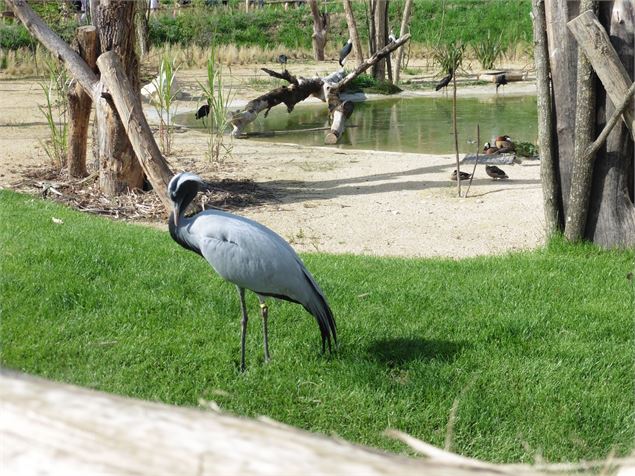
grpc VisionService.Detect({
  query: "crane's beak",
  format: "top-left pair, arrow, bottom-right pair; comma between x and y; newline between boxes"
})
173,205 -> 180,227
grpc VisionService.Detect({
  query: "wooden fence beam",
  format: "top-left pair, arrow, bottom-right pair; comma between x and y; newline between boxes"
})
567,9 -> 635,139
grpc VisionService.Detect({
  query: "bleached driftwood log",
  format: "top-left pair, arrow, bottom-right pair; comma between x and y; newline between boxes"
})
324,34 -> 411,143
325,100 -> 354,144
3,371 -> 633,475
228,34 -> 411,142
228,70 -> 339,136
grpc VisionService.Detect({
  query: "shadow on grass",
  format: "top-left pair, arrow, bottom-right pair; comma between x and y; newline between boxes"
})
367,338 -> 464,367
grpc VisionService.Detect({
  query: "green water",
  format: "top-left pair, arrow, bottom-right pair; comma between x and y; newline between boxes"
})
176,95 -> 538,155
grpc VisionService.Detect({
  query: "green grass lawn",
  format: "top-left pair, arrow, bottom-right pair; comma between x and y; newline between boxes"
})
1,190 -> 633,463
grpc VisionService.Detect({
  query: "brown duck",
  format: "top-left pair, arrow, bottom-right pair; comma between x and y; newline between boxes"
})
495,135 -> 515,152
450,169 -> 472,181
485,165 -> 509,180
483,142 -> 499,154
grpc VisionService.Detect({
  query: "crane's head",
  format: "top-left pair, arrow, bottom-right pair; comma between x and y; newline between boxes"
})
168,172 -> 206,226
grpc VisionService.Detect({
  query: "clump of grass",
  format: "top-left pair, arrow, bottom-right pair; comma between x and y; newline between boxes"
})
198,46 -> 235,167
346,73 -> 401,95
150,54 -> 180,155
38,57 -> 70,168
472,31 -> 504,70
432,41 -> 466,76
515,141 -> 538,157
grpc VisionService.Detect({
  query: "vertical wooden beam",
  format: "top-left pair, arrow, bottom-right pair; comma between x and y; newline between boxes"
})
532,0 -> 562,236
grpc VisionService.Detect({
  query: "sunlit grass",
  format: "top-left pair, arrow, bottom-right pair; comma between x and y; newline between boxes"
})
1,190 -> 633,463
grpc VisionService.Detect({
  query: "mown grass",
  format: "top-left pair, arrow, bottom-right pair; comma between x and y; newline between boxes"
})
1,190 -> 634,463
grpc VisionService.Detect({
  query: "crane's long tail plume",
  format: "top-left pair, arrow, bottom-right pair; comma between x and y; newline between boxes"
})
301,270 -> 337,353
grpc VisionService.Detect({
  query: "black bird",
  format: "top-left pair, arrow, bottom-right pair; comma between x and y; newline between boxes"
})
339,39 -> 353,67
277,54 -> 288,69
195,101 -> 210,120
167,173 -> 337,371
495,74 -> 508,93
435,68 -> 454,92
485,165 -> 509,180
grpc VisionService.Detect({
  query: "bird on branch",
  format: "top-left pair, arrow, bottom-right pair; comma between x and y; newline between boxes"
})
167,172 -> 337,372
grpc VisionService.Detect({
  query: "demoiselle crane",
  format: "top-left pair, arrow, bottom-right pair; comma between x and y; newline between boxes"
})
167,172 -> 337,371
339,39 -> 353,67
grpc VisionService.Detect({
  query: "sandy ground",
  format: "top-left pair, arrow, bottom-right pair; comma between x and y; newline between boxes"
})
0,64 -> 544,258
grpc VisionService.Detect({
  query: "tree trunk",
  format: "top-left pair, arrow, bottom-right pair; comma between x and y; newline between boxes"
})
564,0 -> 597,241
394,0 -> 413,84
67,26 -> 98,178
586,0 -> 635,246
532,0 -> 561,236
308,0 -> 327,61
94,0 -> 144,194
343,0 -> 364,66
373,0 -> 387,81
544,1 -> 579,216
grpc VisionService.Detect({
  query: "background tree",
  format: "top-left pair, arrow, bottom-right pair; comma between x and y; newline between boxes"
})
308,0 -> 328,61
342,0 -> 364,66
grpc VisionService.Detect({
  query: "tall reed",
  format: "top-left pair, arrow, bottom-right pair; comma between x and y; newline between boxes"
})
150,54 -> 179,155
198,46 -> 235,167
38,58 -> 70,168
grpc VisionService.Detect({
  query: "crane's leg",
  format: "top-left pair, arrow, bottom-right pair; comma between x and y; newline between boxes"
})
257,295 -> 270,362
237,286 -> 248,372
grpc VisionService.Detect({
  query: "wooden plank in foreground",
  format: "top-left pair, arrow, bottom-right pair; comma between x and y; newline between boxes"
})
2,370 -> 529,476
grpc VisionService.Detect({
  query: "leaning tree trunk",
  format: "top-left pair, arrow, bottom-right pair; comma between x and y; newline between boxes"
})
343,0 -> 364,66
308,0 -> 328,61
94,0 -> 144,195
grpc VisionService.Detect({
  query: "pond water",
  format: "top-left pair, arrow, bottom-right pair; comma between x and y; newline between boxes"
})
176,95 -> 538,155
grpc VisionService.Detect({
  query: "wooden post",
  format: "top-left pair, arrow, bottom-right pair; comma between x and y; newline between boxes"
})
97,52 -> 174,211
532,0 -> 562,236
67,26 -> 98,178
452,73 -> 460,197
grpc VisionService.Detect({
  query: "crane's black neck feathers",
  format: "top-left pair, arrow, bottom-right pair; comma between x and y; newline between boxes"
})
168,212 -> 202,256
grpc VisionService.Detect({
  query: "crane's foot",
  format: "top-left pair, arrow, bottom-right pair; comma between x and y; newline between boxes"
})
260,302 -> 271,362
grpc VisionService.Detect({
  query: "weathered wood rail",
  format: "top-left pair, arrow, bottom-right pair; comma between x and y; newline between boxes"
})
2,371 -> 633,476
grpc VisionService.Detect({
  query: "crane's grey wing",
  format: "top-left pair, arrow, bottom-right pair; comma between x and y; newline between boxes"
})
187,210 -> 336,349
